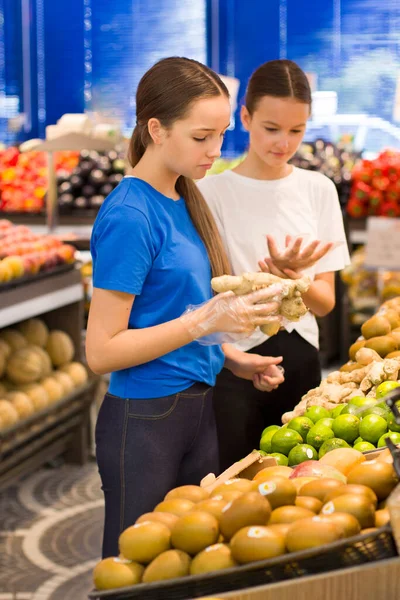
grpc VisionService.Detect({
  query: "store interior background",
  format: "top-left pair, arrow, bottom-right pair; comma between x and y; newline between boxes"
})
1,1 -> 400,599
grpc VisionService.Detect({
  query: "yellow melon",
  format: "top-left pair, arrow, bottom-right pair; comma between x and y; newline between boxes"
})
6,391 -> 35,418
6,347 -> 43,384
30,345 -> 52,377
60,362 -> 88,386
52,371 -> 75,395
0,339 -> 11,359
21,384 -> 50,411
18,318 -> 49,348
40,377 -> 64,403
0,352 -> 5,378
46,330 -> 75,367
0,399 -> 19,428
0,329 -> 27,352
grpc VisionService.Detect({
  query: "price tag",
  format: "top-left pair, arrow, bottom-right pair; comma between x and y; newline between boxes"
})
365,217 -> 400,270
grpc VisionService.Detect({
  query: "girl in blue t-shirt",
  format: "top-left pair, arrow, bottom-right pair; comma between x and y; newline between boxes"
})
87,57 -> 284,558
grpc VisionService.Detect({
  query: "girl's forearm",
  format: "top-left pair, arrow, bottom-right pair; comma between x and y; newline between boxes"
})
302,279 -> 335,317
86,318 -> 194,375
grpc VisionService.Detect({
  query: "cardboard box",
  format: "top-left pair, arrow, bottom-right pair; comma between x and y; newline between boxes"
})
196,556 -> 400,600
200,451 -> 277,492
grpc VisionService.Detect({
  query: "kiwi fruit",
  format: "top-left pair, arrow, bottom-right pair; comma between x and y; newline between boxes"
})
286,517 -> 344,552
269,505 -> 315,525
349,339 -> 366,361
171,511 -> 219,555
321,494 -> 375,529
230,526 -> 286,563
219,492 -> 272,541
210,489 -> 244,503
364,335 -> 398,357
190,497 -> 228,522
154,498 -> 195,516
295,496 -> 323,513
119,521 -> 171,564
318,512 -> 361,537
93,557 -> 144,590
142,549 -> 191,583
256,476 -> 297,509
211,479 -> 253,496
347,461 -> 398,501
164,485 -> 209,504
136,512 -> 179,530
324,483 -> 378,508
190,543 -> 237,575
361,315 -> 391,340
375,508 -> 390,528
298,478 -> 344,503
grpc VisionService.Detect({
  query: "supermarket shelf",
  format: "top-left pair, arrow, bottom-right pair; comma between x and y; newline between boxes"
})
0,267 -> 83,328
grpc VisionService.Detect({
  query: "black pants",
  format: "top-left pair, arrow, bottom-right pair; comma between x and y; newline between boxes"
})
95,383 -> 218,558
213,330 -> 321,473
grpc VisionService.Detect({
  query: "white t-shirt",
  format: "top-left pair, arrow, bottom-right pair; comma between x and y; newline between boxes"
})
197,166 -> 351,351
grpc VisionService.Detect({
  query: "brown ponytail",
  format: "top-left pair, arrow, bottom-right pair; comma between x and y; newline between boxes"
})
127,57 -> 231,277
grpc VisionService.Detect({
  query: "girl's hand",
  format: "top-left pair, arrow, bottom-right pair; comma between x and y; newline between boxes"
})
261,235 -> 333,275
226,349 -> 283,382
253,364 -> 285,392
181,284 -> 282,341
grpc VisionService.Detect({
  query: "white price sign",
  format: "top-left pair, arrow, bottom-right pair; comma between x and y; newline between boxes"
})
365,217 -> 400,270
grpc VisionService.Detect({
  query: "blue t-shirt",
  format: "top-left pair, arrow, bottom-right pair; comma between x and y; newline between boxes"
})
91,176 -> 225,398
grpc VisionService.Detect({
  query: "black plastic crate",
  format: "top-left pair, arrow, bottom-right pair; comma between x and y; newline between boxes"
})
88,526 -> 397,600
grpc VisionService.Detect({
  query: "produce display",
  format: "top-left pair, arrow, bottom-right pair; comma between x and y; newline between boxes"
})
211,272 -> 311,336
347,150 -> 400,218
57,149 -> 125,213
0,318 -> 88,431
92,447 -> 397,591
0,147 -> 79,213
0,220 -> 76,284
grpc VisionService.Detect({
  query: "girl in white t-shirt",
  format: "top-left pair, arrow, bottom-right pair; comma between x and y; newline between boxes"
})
198,59 -> 350,471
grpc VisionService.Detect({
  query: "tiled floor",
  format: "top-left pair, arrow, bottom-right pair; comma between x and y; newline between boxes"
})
0,461 -> 104,600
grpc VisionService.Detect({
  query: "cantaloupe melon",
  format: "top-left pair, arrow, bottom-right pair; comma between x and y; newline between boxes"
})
18,318 -> 49,348
6,347 -> 43,384
52,371 -> 75,395
0,352 -> 5,378
21,384 -> 50,411
40,377 -> 64,403
6,391 -> 35,418
0,399 -> 19,428
0,381 -> 7,396
30,345 -> 52,377
0,339 -> 11,359
60,362 -> 88,386
46,330 -> 75,367
0,329 -> 27,352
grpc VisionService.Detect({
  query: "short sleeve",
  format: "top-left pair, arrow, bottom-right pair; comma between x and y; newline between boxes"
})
315,178 -> 351,274
91,204 -> 155,295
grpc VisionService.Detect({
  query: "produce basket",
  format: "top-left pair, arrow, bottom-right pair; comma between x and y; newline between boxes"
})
88,526 -> 397,600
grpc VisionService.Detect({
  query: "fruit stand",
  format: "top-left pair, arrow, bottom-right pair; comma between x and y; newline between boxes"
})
0,246 -> 98,489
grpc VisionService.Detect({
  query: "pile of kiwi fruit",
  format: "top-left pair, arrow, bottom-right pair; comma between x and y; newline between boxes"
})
93,459 -> 398,591
347,299 -> 400,367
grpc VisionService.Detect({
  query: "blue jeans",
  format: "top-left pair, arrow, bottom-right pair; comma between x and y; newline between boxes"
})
95,382 -> 218,558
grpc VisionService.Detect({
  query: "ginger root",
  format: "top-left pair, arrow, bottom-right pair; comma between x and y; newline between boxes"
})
211,272 -> 311,336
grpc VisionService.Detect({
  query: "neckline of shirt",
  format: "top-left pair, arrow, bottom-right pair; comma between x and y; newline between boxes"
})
124,175 -> 184,205
222,166 -> 299,188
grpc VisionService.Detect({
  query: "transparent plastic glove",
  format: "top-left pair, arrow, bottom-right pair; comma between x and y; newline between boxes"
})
180,284 -> 283,345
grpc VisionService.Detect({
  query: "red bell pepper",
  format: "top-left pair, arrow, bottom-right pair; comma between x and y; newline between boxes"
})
378,201 -> 400,218
347,198 -> 368,218
352,181 -> 371,201
369,189 -> 384,208
372,176 -> 390,191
